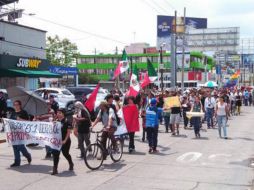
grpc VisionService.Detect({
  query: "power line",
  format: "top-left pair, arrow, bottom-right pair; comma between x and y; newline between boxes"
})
149,0 -> 169,15
22,13 -> 128,45
163,0 -> 176,10
140,0 -> 161,14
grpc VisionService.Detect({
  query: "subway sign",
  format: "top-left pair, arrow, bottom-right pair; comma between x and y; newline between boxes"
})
17,58 -> 42,69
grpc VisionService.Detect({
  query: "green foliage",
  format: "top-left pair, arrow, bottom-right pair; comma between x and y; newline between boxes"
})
46,35 -> 78,66
78,73 -> 100,84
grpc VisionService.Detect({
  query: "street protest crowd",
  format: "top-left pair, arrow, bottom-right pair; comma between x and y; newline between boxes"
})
0,86 -> 253,175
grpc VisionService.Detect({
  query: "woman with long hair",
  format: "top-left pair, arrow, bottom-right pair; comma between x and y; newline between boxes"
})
51,108 -> 74,175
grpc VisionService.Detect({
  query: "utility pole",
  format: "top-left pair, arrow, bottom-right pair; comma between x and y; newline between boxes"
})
94,48 -> 97,74
160,45 -> 164,93
171,10 -> 177,90
181,7 -> 186,92
115,46 -> 120,90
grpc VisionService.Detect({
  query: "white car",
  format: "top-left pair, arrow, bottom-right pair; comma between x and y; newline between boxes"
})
34,88 -> 76,108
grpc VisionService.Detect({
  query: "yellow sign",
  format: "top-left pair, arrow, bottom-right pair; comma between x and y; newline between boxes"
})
17,58 -> 41,69
164,96 -> 181,109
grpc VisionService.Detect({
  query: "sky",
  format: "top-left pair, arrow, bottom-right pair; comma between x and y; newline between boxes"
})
8,0 -> 254,54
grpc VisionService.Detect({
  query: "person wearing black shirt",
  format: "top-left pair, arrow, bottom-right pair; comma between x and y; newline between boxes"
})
169,92 -> 182,136
0,91 -> 7,118
49,95 -> 59,114
51,108 -> 74,175
10,100 -> 32,167
73,102 -> 91,158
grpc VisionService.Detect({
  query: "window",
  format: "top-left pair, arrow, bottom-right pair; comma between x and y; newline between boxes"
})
62,90 -> 72,95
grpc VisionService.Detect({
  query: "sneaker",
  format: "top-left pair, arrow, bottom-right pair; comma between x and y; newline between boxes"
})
45,153 -> 51,159
10,163 -> 20,167
148,148 -> 153,153
69,163 -> 74,171
153,148 -> 159,153
27,157 -> 32,164
77,154 -> 84,158
224,137 -> 228,139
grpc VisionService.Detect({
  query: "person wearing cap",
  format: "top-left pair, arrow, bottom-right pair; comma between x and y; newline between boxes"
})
146,98 -> 159,153
51,108 -> 74,175
49,95 -> 59,114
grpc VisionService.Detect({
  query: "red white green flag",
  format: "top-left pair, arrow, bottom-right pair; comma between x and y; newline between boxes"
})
141,59 -> 157,88
114,49 -> 129,79
126,65 -> 140,97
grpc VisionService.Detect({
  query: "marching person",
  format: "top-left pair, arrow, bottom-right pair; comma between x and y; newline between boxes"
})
215,96 -> 229,139
9,100 -> 32,167
170,92 -> 182,136
51,108 -> 74,175
163,90 -> 171,133
0,91 -> 7,132
190,96 -> 203,138
146,98 -> 159,153
204,93 -> 216,129
181,95 -> 191,130
49,95 -> 59,114
73,101 -> 91,158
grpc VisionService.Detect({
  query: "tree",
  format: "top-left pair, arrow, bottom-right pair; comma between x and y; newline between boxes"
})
46,35 -> 78,66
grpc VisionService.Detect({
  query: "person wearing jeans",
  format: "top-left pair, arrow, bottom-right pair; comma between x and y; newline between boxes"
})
215,96 -> 229,139
205,94 -> 216,129
146,98 -> 159,153
190,96 -> 203,138
9,100 -> 32,167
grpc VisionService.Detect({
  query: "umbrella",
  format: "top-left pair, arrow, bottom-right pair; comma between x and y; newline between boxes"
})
7,86 -> 48,116
204,81 -> 218,88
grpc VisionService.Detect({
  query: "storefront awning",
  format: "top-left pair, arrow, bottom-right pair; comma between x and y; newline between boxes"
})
0,69 -> 62,78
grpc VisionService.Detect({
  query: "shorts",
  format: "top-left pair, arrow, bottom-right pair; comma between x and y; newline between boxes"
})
170,114 -> 181,125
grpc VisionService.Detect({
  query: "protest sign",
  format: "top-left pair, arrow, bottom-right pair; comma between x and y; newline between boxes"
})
3,118 -> 62,150
164,96 -> 181,108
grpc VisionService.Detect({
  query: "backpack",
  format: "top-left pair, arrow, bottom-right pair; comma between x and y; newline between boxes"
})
101,104 -> 121,126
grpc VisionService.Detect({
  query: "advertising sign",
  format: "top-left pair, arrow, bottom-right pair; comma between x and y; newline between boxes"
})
242,54 -> 254,67
157,15 -> 207,50
49,66 -> 78,75
176,52 -> 191,69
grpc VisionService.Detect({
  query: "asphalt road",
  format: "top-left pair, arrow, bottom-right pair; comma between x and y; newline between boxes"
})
1,106 -> 254,190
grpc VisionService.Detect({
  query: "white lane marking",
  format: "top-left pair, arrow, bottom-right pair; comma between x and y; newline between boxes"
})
176,152 -> 202,163
208,154 -> 232,160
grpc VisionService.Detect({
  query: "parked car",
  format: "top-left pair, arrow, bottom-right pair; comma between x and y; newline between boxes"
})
67,87 -> 93,102
34,88 -> 76,109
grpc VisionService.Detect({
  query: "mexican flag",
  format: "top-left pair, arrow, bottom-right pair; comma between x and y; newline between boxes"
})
141,59 -> 157,88
126,65 -> 140,97
114,49 -> 129,79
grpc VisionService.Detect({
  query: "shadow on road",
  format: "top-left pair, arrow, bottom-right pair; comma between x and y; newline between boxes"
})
86,161 -> 127,173
191,137 -> 209,140
57,170 -> 77,177
123,151 -> 146,156
8,164 -> 52,174
233,137 -> 254,141
171,134 -> 188,138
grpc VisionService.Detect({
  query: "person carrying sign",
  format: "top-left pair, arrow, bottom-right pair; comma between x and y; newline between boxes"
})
9,100 -> 32,167
51,108 -> 74,175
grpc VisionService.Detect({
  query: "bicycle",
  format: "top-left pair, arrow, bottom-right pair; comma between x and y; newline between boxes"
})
84,129 -> 123,170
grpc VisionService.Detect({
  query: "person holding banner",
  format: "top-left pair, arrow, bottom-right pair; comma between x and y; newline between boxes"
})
146,98 -> 159,153
9,100 -> 32,167
51,108 -> 74,175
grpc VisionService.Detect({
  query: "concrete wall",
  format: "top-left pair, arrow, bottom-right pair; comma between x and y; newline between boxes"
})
0,21 -> 46,59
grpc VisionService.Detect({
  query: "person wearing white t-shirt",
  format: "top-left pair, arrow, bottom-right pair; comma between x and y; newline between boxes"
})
215,96 -> 229,139
205,93 -> 216,128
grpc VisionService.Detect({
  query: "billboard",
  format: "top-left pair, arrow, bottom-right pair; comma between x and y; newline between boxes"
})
157,15 -> 207,50
242,54 -> 254,67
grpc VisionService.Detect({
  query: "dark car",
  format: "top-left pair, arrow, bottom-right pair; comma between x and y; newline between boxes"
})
67,87 -> 93,101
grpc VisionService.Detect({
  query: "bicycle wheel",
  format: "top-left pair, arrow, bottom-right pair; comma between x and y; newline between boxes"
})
109,138 -> 123,162
84,143 -> 104,170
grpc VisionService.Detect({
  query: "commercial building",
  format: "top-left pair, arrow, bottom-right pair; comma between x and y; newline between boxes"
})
77,50 -> 215,88
0,20 -> 60,90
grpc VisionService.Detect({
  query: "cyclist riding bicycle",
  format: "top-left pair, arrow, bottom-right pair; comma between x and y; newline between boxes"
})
91,101 -> 117,160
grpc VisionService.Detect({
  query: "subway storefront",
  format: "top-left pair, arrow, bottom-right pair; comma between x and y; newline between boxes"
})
0,54 -> 60,90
